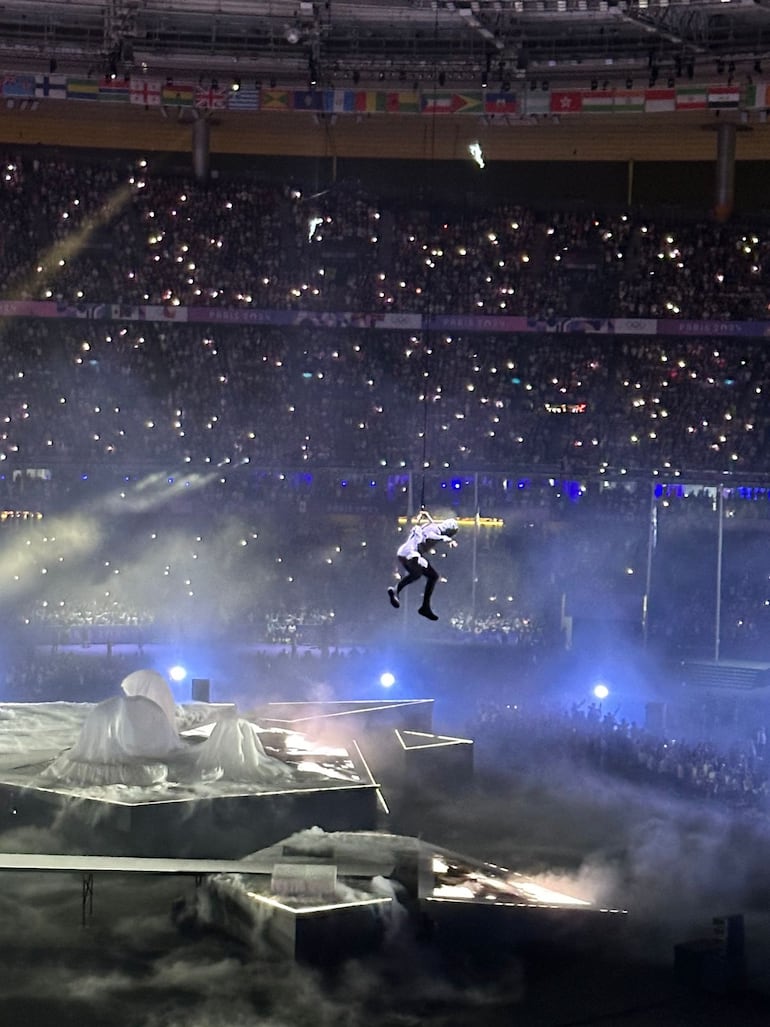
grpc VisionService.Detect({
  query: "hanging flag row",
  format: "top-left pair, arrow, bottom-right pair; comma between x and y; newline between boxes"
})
1,71 -> 768,116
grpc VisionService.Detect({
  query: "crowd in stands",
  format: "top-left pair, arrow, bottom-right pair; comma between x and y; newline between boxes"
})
472,697 -> 770,810
0,152 -> 769,478
1,151 -> 770,663
3,154 -> 769,320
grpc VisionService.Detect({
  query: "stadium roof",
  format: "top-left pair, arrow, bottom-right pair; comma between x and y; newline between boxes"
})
3,1 -> 770,92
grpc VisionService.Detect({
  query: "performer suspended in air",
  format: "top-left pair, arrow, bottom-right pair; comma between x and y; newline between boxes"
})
388,512 -> 459,621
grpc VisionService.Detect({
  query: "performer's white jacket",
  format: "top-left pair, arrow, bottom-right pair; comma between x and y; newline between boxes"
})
397,521 -> 455,560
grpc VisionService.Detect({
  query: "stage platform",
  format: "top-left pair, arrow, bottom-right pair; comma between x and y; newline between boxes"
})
0,700 -> 382,859
180,828 -> 627,966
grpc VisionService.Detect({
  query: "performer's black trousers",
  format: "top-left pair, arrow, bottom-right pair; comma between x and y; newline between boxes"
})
397,556 -> 438,606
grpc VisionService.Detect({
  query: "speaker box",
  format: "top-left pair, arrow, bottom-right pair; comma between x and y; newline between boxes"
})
191,678 -> 210,702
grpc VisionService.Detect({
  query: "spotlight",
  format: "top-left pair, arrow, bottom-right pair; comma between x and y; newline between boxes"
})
380,672 -> 396,688
169,665 -> 187,683
231,77 -> 241,92
593,683 -> 609,701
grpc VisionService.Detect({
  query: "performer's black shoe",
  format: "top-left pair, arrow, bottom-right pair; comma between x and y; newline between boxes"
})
418,605 -> 438,621
388,587 -> 400,609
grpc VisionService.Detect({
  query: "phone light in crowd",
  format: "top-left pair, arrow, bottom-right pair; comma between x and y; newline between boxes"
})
468,141 -> 485,169
169,665 -> 187,683
593,683 -> 609,701
380,672 -> 396,688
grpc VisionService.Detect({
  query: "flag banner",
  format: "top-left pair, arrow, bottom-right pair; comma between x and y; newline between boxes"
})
293,89 -> 326,111
550,91 -> 583,114
34,74 -> 67,99
328,89 -> 419,114
675,86 -> 707,110
524,90 -> 551,116
1,74 -> 35,98
66,78 -> 99,101
746,81 -> 770,108
260,89 -> 291,111
130,77 -> 162,106
196,85 -> 228,109
353,90 -> 381,113
421,91 -> 484,114
644,88 -> 676,113
484,91 -> 518,114
225,85 -> 259,110
161,82 -> 195,106
707,86 -> 741,109
329,89 -> 358,113
581,90 -> 614,113
386,90 -> 420,113
613,90 -> 645,112
97,77 -> 130,102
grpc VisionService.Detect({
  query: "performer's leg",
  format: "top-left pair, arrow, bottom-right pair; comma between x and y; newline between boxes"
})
389,556 -> 421,608
396,557 -> 422,594
418,563 -> 440,620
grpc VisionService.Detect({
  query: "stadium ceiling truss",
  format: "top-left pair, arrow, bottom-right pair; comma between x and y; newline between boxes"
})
1,1 -> 770,91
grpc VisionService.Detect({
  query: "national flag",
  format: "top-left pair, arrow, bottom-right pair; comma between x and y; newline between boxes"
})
484,91 -> 518,115
707,86 -> 741,109
1,74 -> 35,98
130,77 -> 162,106
351,90 -> 420,113
260,89 -> 291,111
66,78 -> 99,101
421,91 -> 484,115
524,90 -> 550,116
382,90 -> 420,113
292,89 -> 325,111
98,77 -> 130,102
644,88 -> 676,113
675,86 -> 707,110
613,90 -> 645,113
34,74 -> 67,99
746,81 -> 770,108
581,90 -> 615,113
550,90 -> 583,114
196,85 -> 228,109
161,82 -> 195,107
225,85 -> 259,110
353,90 -> 380,113
329,89 -> 357,113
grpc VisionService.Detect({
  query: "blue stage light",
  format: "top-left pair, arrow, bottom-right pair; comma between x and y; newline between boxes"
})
380,672 -> 396,688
